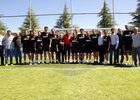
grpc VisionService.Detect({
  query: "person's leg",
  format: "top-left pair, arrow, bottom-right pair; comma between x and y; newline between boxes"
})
27,53 -> 31,64
79,52 -> 81,63
19,48 -> 22,64
86,53 -> 88,62
120,48 -> 124,64
89,53 -> 91,63
137,47 -> 140,66
5,49 -> 8,65
15,48 -> 18,64
58,52 -> 60,63
40,53 -> 42,63
51,52 -> 54,63
31,53 -> 34,63
24,53 -> 26,64
44,51 -> 47,63
10,49 -> 13,65
72,53 -> 74,62
110,45 -> 113,64
62,51 -> 64,63
82,53 -> 84,63
125,50 -> 129,65
48,51 -> 51,63
0,48 -> 4,65
116,48 -> 119,63
132,47 -> 137,66
114,47 -> 117,64
36,53 -> 39,64
68,45 -> 70,62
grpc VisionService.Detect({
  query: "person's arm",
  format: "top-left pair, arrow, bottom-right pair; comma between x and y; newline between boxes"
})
2,36 -> 6,48
115,35 -> 119,50
34,38 -> 37,51
108,37 -> 111,52
13,38 -> 15,48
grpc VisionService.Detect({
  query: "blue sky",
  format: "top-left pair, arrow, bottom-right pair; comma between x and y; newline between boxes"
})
0,0 -> 137,32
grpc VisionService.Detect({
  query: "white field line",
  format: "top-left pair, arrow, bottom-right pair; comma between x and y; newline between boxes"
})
0,67 -> 139,71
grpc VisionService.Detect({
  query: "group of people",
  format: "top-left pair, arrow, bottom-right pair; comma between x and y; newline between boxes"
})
0,25 -> 140,67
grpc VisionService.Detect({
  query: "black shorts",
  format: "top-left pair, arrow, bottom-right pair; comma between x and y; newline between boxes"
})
30,48 -> 35,53
51,45 -> 56,52
36,49 -> 43,54
72,48 -> 78,53
23,47 -> 30,53
43,45 -> 49,51
85,47 -> 92,53
78,46 -> 85,53
64,44 -> 70,55
92,45 -> 99,52
104,45 -> 109,54
125,44 -> 132,51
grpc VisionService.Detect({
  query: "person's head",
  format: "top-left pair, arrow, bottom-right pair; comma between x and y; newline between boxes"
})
66,30 -> 70,35
51,29 -> 55,34
24,30 -> 28,35
125,24 -> 129,31
30,30 -> 33,35
98,30 -> 102,36
74,28 -> 78,33
92,29 -> 96,34
111,28 -> 115,34
60,34 -> 63,39
73,33 -> 77,38
80,28 -> 84,34
16,32 -> 20,37
117,28 -> 122,34
7,30 -> 11,36
38,31 -> 41,36
104,30 -> 108,36
86,31 -> 90,37
44,26 -> 48,32
33,30 -> 36,35
133,27 -> 139,34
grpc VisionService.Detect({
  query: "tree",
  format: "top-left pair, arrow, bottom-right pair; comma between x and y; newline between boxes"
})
97,1 -> 116,28
129,0 -> 140,28
0,14 -> 7,35
19,8 -> 40,33
54,3 -> 71,28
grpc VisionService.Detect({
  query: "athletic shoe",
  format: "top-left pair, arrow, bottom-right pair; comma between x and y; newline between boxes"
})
68,60 -> 70,64
40,62 -> 43,64
29,62 -> 32,65
11,64 -> 13,66
86,60 -> 89,64
105,61 -> 109,65
126,61 -> 129,65
82,60 -> 84,64
5,64 -> 8,66
79,60 -> 81,64
132,61 -> 135,66
23,62 -> 26,65
44,61 -> 47,64
65,61 -> 67,64
49,61 -> 51,64
56,60 -> 59,64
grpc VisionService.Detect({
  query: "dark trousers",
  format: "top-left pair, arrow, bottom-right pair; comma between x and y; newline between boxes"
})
99,45 -> 104,63
116,47 -> 124,64
58,50 -> 64,63
110,45 -> 117,64
0,46 -> 4,65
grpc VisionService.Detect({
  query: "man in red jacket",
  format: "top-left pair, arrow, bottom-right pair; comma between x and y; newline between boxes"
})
63,30 -> 73,64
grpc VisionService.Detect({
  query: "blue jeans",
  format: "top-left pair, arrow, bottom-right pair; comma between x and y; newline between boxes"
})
5,49 -> 13,64
15,48 -> 22,64
132,47 -> 140,66
110,45 -> 117,64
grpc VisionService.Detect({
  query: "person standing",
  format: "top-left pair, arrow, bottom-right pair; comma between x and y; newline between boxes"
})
50,29 -> 59,63
98,30 -> 104,64
110,28 -> 119,65
85,31 -> 92,63
70,33 -> 78,63
21,30 -> 31,65
3,30 -> 14,66
103,30 -> 111,65
34,31 -> 43,64
123,25 -> 134,65
29,30 -> 36,64
57,34 -> 65,64
77,28 -> 86,64
41,26 -> 51,64
90,29 -> 99,64
116,28 -> 124,64
0,34 -> 4,65
13,32 -> 22,65
63,30 -> 73,64
132,27 -> 140,67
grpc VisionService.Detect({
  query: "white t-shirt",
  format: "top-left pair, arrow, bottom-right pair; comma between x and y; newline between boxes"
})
3,35 -> 14,49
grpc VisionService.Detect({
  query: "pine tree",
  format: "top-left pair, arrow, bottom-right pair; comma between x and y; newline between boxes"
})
0,14 -> 7,35
129,0 -> 140,28
19,8 -> 40,33
54,3 -> 71,28
97,1 -> 116,28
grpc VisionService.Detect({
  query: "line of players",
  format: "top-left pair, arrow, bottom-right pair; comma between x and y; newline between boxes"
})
20,25 -> 135,65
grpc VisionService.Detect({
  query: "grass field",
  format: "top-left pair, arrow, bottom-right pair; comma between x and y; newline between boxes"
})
0,56 -> 140,100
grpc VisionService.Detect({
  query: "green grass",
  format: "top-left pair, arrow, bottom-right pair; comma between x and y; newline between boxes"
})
0,56 -> 140,100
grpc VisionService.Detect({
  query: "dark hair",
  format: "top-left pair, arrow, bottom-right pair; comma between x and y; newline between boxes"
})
80,28 -> 84,31
44,26 -> 48,29
111,28 -> 115,31
7,30 -> 11,33
30,30 -> 33,32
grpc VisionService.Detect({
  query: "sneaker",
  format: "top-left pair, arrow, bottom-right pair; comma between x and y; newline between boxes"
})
82,60 -> 84,64
56,60 -> 59,64
23,62 -> 26,65
65,61 -> 67,64
52,61 -> 54,64
79,60 -> 81,64
68,60 -> 70,64
34,63 -> 37,65
126,61 -> 129,65
72,61 -> 74,63
11,64 -> 13,66
132,61 -> 135,66
37,62 -> 39,64
40,62 -> 43,64
29,62 -> 32,65
5,64 -> 8,66
105,61 -> 109,65
49,61 -> 51,64
86,60 -> 89,64
44,61 -> 47,64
